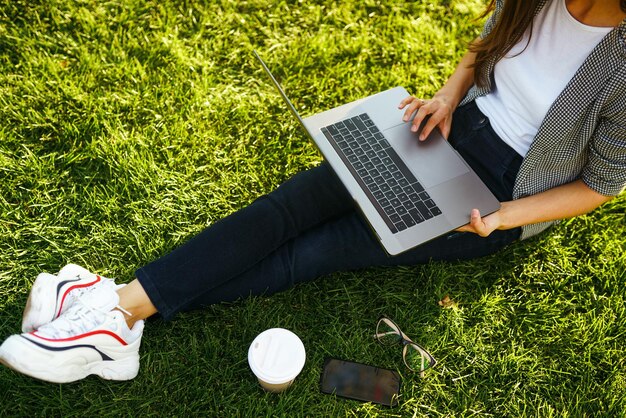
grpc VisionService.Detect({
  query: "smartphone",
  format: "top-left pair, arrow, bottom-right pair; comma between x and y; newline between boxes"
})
320,358 -> 401,407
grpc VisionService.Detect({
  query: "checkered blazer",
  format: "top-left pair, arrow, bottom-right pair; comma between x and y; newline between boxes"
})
460,0 -> 626,239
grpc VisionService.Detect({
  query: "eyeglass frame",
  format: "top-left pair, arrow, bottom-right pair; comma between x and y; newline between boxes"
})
374,316 -> 437,377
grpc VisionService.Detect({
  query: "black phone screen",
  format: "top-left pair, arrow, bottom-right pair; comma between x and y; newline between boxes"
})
320,358 -> 401,407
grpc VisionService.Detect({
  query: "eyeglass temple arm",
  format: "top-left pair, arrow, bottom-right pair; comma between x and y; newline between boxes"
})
374,326 -> 416,345
373,330 -> 398,339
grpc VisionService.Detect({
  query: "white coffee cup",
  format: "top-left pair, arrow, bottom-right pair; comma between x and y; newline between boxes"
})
248,328 -> 306,393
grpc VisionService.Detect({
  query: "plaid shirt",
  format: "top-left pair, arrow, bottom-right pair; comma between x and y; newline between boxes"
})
460,0 -> 626,239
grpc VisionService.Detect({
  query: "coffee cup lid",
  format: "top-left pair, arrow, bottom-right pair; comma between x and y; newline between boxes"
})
248,328 -> 306,384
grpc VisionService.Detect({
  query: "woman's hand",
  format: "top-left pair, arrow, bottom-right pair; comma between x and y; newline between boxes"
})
456,208 -> 502,237
398,94 -> 455,141
456,180 -> 613,237
396,47 -> 478,141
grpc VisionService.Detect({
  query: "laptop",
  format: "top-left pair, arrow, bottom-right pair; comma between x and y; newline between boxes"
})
254,51 -> 500,255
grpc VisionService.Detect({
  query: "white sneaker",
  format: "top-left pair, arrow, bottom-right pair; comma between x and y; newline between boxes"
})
22,264 -> 118,333
0,282 -> 144,383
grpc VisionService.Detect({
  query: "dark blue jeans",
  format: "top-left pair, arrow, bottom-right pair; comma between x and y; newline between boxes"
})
136,101 -> 523,320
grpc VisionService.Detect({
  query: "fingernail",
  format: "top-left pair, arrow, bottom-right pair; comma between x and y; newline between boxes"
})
411,126 -> 417,132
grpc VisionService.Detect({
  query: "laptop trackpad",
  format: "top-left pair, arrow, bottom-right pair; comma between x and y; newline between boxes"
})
384,123 -> 469,188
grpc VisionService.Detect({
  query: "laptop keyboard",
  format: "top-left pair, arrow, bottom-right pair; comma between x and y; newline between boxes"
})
321,113 -> 442,234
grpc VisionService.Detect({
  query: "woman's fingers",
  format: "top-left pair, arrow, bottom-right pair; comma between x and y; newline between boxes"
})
456,209 -> 484,234
398,96 -> 416,109
419,106 -> 448,140
399,96 -> 425,123
399,95 -> 454,141
402,97 -> 431,138
457,209 -> 502,237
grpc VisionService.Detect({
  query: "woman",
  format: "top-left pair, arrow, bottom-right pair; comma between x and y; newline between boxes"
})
1,0 -> 625,383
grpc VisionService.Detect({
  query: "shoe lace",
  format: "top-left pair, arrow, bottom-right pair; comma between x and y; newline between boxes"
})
67,276 -> 112,303
37,293 -> 131,340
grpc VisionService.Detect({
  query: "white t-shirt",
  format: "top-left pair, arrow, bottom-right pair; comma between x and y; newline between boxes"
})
475,0 -> 611,157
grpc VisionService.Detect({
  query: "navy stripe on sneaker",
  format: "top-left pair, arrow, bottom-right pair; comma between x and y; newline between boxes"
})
20,336 -> 114,361
54,278 -> 82,314
55,278 -> 82,297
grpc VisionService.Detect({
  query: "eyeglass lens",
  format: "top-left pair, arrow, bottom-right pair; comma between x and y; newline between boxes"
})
404,344 -> 432,372
375,318 -> 403,346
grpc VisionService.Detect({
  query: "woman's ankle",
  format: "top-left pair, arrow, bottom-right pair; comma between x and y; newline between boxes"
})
116,279 -> 158,328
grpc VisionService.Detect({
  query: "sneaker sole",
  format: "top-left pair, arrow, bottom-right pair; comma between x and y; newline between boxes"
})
0,336 -> 140,383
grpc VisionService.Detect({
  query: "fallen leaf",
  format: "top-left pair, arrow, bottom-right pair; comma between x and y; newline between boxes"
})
438,295 -> 457,309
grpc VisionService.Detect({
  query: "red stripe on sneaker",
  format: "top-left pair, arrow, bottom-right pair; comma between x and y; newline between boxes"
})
30,329 -> 128,346
55,275 -> 102,318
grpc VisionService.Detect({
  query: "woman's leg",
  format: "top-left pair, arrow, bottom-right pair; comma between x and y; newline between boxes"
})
118,214 -> 520,328
133,162 -> 355,320
176,212 -> 520,312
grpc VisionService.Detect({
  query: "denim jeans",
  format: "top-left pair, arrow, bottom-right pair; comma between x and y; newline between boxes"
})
136,101 -> 523,320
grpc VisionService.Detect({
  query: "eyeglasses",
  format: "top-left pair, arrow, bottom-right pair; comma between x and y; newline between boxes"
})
375,316 -> 437,377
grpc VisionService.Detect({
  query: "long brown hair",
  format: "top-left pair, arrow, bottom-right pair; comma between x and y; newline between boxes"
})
470,0 -> 544,88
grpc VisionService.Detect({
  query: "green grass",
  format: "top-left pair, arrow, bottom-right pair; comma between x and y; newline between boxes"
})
1,0 -> 625,416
